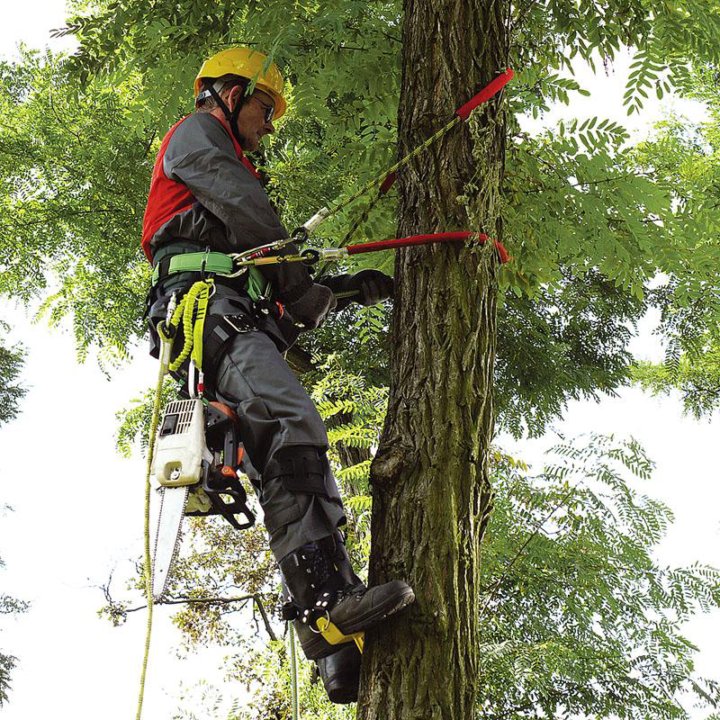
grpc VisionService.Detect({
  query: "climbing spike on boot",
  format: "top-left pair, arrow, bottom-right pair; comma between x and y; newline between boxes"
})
280,533 -> 415,660
314,616 -> 365,652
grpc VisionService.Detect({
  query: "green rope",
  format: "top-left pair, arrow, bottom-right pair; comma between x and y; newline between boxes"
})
340,191 -> 384,248
323,115 -> 461,229
167,280 -> 213,373
312,116 -> 462,279
289,622 -> 300,720
135,324 -> 173,720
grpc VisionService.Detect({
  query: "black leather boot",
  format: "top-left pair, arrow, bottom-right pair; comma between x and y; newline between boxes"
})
316,643 -> 362,704
283,579 -> 361,703
280,533 -> 414,660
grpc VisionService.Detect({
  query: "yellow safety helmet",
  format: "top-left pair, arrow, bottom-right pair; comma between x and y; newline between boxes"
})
195,47 -> 287,119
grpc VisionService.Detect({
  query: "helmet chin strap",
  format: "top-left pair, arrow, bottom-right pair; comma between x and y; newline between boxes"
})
206,81 -> 248,148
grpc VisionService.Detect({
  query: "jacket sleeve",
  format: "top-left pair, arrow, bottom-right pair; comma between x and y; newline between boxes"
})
163,113 -> 312,300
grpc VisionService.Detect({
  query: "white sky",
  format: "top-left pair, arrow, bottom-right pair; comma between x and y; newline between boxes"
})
0,2 -> 718,720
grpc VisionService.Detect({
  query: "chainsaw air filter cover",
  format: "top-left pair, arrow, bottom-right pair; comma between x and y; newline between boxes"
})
153,398 -> 209,487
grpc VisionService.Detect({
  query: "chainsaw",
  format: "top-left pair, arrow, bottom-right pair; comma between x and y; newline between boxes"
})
151,398 -> 255,601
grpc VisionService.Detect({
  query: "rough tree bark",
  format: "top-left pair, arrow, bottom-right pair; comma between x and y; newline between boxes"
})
357,1 -> 508,718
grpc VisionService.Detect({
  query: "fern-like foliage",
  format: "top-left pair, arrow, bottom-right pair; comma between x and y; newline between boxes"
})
478,434 -> 720,720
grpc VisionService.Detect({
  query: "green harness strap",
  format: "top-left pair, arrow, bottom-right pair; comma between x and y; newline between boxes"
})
152,251 -> 271,302
151,251 -> 232,284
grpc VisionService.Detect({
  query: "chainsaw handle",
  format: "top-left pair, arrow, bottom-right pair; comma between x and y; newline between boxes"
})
194,465 -> 256,530
209,482 -> 255,530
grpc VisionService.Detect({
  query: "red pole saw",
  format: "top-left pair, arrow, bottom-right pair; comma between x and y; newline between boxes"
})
237,68 -> 515,266
300,68 -> 516,237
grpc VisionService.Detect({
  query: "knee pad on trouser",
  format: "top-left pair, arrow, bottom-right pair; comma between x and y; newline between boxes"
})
260,446 -> 346,561
263,446 -> 330,495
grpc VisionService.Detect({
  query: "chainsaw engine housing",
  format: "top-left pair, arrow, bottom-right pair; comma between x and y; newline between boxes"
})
153,398 -> 209,487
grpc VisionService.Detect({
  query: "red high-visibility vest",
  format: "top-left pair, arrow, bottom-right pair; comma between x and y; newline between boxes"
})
141,115 -> 260,262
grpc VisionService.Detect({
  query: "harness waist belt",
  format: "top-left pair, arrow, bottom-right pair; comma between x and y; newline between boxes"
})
151,251 -> 271,301
151,251 -> 235,285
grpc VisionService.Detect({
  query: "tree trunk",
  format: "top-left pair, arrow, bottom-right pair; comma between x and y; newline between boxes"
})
357,1 -> 508,718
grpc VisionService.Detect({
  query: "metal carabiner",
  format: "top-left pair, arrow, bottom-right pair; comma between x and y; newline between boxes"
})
301,248 -> 321,266
308,609 -> 331,635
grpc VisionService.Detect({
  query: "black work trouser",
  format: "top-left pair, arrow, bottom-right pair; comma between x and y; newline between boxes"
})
211,328 -> 346,561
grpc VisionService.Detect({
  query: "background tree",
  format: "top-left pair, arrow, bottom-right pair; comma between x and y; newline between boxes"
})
478,436 -> 720,720
0,323 -> 27,707
0,322 -> 25,425
628,69 -> 720,419
0,514 -> 29,708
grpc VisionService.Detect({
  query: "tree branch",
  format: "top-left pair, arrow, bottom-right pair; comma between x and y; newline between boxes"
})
124,593 -> 278,641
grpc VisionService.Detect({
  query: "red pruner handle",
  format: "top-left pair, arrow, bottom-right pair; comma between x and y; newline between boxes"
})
379,171 -> 397,195
475,233 -> 511,264
493,240 -> 510,264
455,68 -> 515,121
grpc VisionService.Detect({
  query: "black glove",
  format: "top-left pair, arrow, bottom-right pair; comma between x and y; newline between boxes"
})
319,270 -> 394,310
284,282 -> 337,330
348,269 -> 394,306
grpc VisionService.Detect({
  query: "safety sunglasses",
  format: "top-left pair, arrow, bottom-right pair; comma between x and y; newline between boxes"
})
252,95 -> 275,124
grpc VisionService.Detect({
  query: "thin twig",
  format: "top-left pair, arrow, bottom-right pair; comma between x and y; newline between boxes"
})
123,593 -> 278,641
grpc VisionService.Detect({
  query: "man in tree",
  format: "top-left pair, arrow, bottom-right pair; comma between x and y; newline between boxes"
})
143,46 -> 414,700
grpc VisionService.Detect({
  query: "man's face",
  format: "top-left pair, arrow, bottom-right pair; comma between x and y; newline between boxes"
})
229,86 -> 276,152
